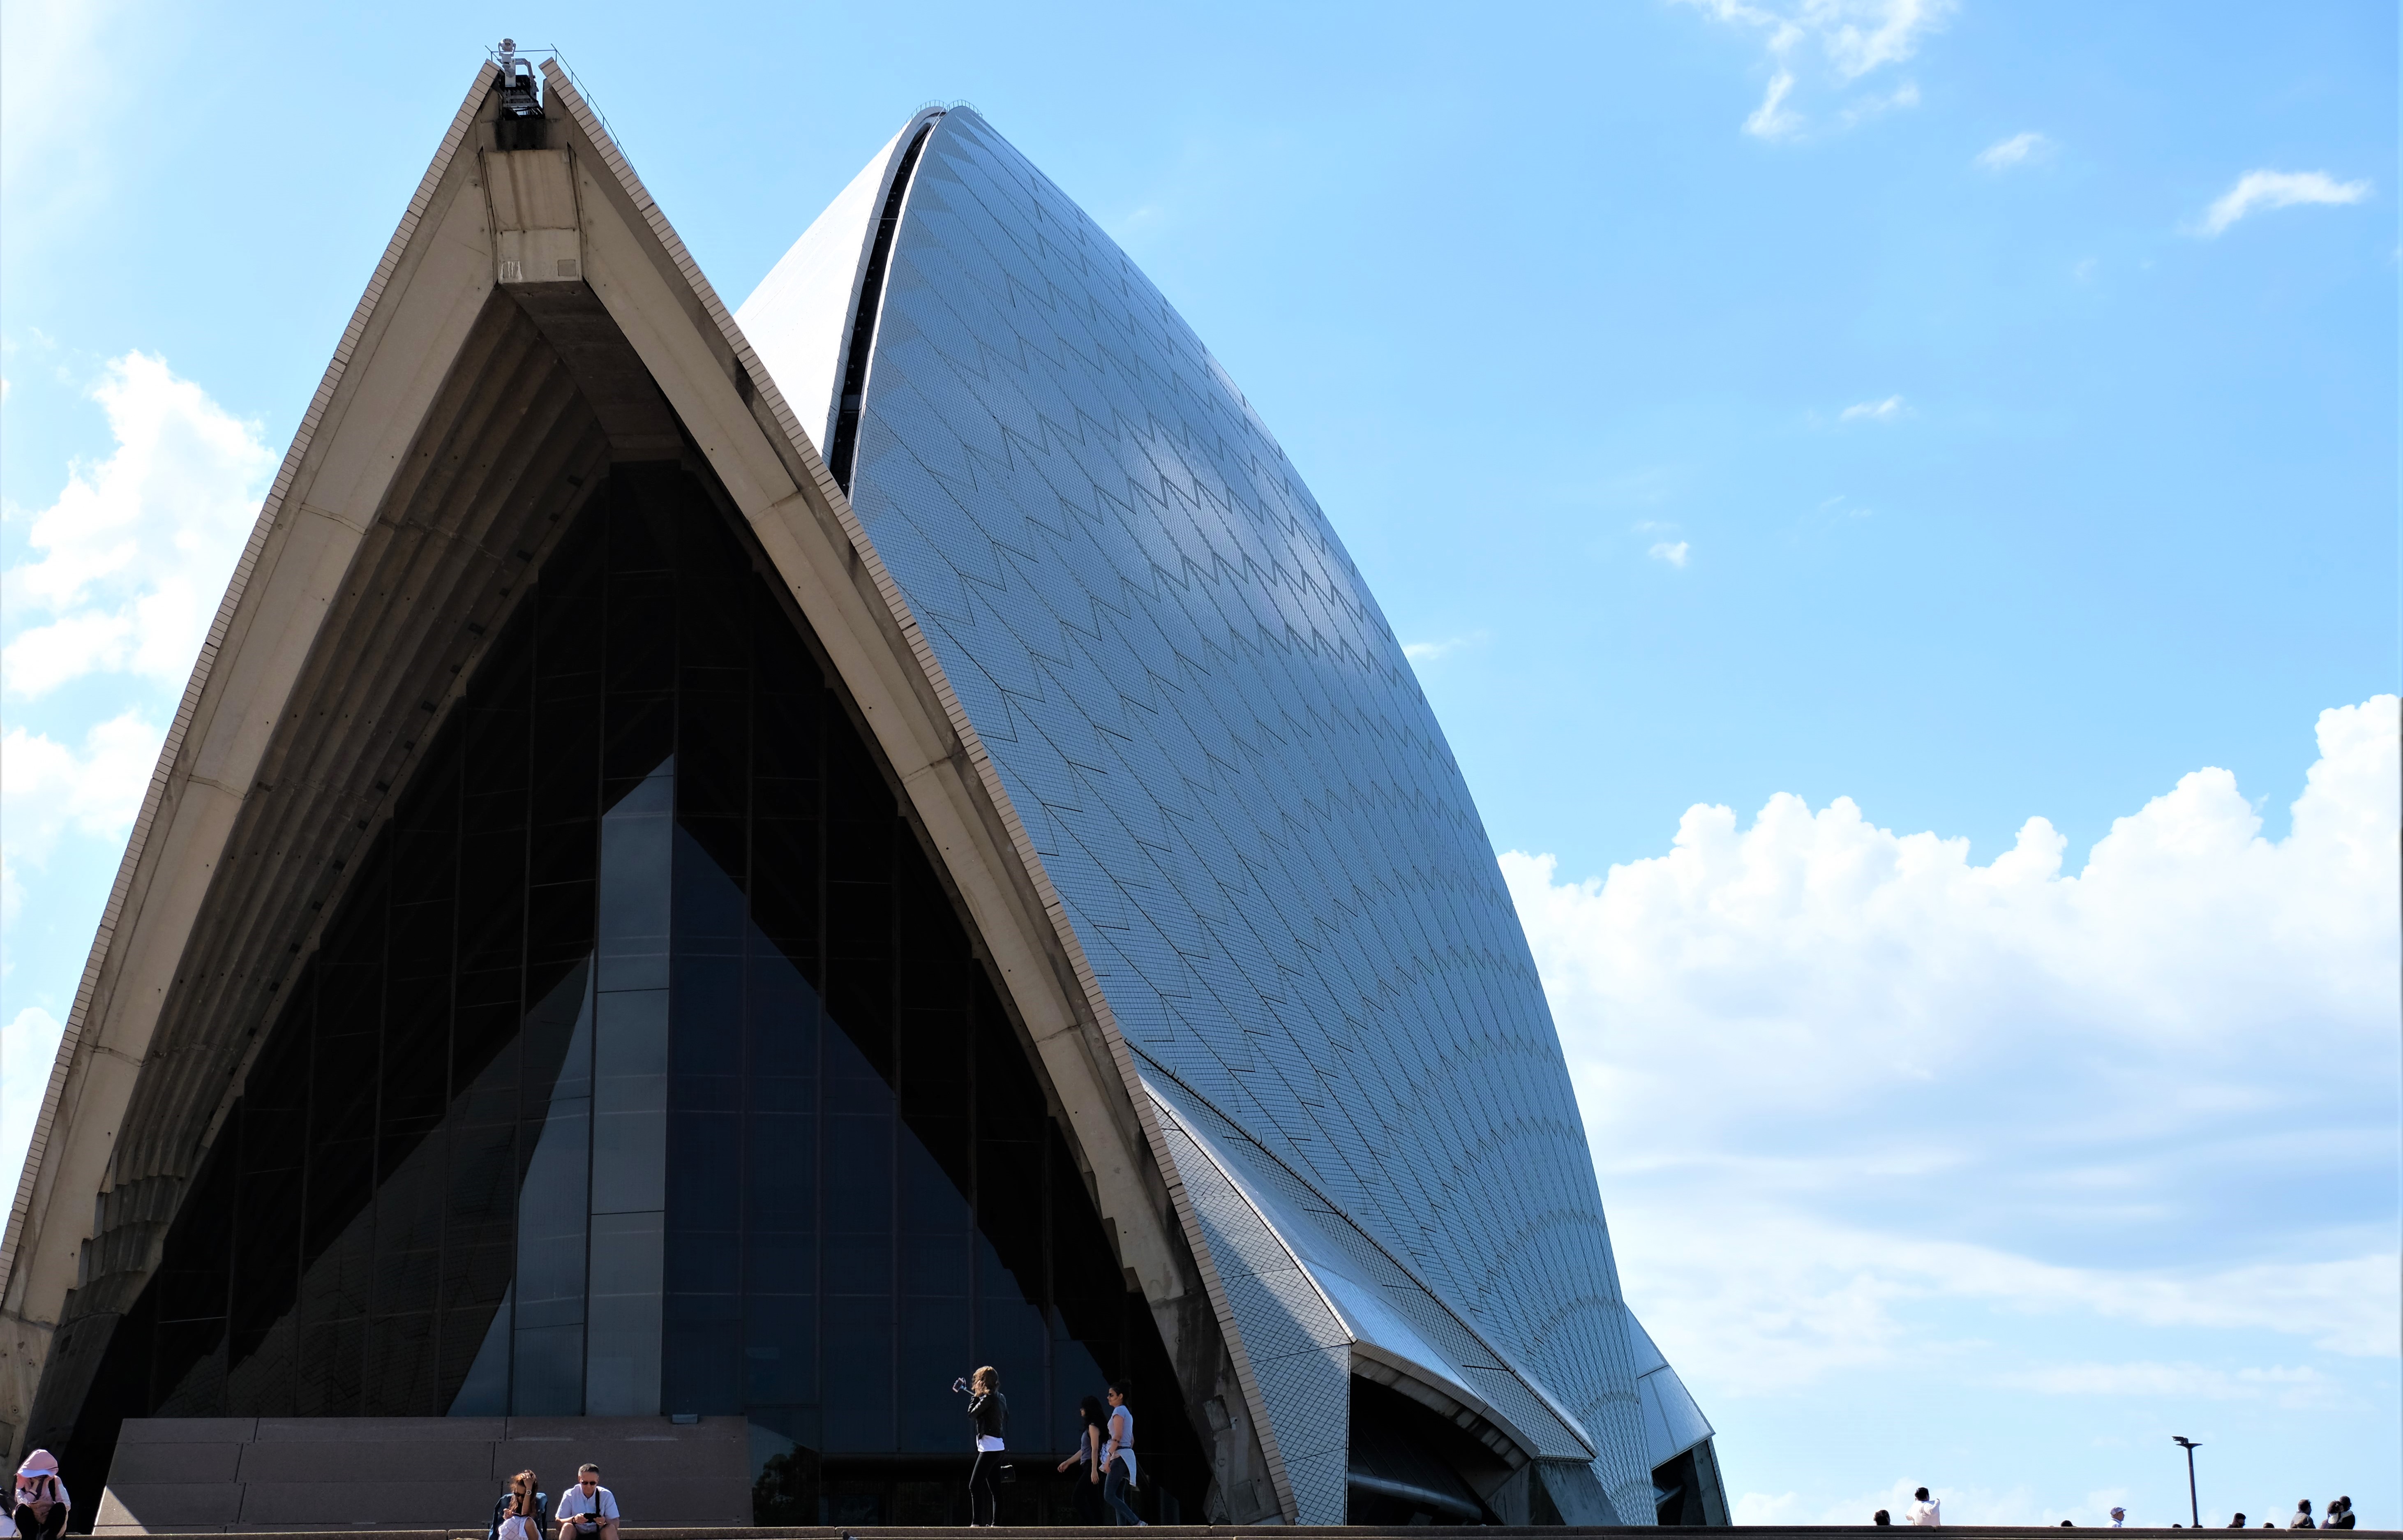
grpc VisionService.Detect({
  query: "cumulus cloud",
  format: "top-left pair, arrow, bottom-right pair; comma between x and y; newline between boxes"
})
0,710 -> 164,926
1840,394 -> 1906,421
1506,697 -> 2401,1396
2196,169 -> 2372,237
1680,0 -> 1950,139
1,352 -> 274,698
1976,130 -> 2050,170
1647,540 -> 1692,568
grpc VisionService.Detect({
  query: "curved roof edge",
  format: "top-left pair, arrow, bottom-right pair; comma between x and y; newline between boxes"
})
1141,1062 -> 1597,1464
736,108 -> 941,458
1625,1311 -> 1716,1468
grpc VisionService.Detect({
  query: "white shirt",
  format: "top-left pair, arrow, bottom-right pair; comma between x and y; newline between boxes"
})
1909,1498 -> 1941,1527
499,1516 -> 538,1540
556,1487 -> 619,1526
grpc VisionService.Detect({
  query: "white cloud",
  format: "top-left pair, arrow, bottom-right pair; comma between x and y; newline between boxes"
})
1,352 -> 274,698
1999,1360 -> 2332,1406
1506,697 -> 2402,1396
0,710 -> 164,926
2196,169 -> 2372,237
1647,540 -> 1692,568
1977,130 -> 2050,170
1680,0 -> 1950,139
1745,69 -> 1800,139
1840,394 -> 1905,421
1403,635 -> 1480,663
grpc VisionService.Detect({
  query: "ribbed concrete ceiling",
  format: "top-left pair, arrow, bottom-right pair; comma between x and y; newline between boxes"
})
72,289 -> 626,1326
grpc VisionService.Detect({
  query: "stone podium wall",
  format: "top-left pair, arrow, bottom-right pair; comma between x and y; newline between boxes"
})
94,1416 -> 751,1534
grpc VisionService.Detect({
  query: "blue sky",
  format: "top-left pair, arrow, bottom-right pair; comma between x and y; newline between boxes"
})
3,0 -> 2394,1526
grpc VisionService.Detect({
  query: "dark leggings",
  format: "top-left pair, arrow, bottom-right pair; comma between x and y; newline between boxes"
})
1103,1458 -> 1141,1526
967,1450 -> 1003,1525
20,1508 -> 68,1540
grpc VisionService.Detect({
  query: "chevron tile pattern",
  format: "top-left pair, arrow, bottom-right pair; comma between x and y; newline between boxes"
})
845,109 -> 1655,1521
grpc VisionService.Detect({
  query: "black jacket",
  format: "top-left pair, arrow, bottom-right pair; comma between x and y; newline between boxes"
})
969,1390 -> 1008,1441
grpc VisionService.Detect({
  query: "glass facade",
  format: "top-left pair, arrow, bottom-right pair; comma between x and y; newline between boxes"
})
67,459 -> 1199,1524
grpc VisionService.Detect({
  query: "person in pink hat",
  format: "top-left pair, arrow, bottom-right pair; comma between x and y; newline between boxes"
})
12,1451 -> 69,1540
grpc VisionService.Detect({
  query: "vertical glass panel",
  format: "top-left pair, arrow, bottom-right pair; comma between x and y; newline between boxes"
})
72,457 -> 1208,1514
586,1210 -> 663,1415
152,1318 -> 228,1418
672,950 -> 742,1089
593,988 -> 668,1213
449,1284 -> 513,1415
674,822 -> 747,952
745,1304 -> 816,1404
821,1294 -> 893,1452
897,1293 -> 970,1452
598,767 -> 672,990
668,1112 -> 741,1233
514,965 -> 591,1413
746,946 -> 817,1090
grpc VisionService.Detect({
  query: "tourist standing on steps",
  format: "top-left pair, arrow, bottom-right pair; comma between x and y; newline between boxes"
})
1102,1381 -> 1145,1527
962,1365 -> 1008,1526
11,1453 -> 69,1540
2230,1514 -> 2250,1527
2288,1500 -> 2316,1528
2325,1498 -> 2355,1529
1907,1487 -> 1942,1526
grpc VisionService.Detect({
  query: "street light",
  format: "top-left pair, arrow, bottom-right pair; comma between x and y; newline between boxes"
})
2172,1436 -> 2202,1527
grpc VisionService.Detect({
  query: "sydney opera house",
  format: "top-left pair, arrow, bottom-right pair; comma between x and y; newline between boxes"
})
0,55 -> 1724,1529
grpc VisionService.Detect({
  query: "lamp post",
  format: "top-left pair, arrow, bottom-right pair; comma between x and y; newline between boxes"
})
2172,1436 -> 2202,1527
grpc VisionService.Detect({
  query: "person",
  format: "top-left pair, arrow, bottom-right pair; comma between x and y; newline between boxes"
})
1908,1488 -> 1942,1527
1101,1381 -> 1145,1527
2231,1515 -> 2249,1528
493,1472 -> 544,1540
2112,1508 -> 2126,1527
1057,1395 -> 1108,1525
2325,1498 -> 2354,1530
11,1453 -> 68,1540
555,1464 -> 619,1540
1874,1512 -> 1893,1526
962,1365 -> 1007,1526
2290,1500 -> 2315,1530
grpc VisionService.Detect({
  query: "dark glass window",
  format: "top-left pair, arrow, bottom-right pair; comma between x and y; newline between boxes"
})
71,457 -> 1200,1524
